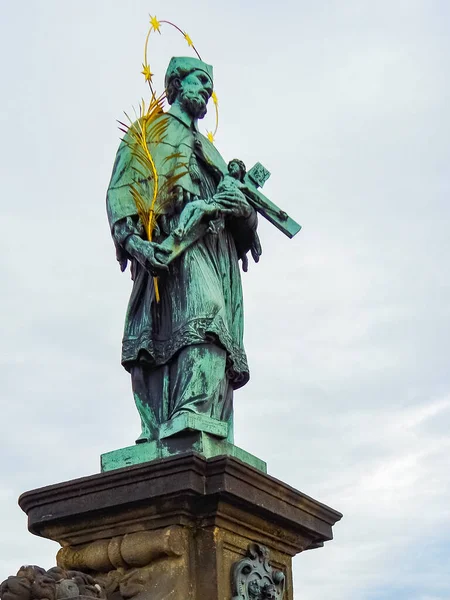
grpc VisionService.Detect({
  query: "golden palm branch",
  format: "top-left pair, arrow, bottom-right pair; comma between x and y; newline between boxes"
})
120,93 -> 189,301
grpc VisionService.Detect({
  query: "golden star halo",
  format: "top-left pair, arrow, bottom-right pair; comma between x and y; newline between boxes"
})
150,15 -> 161,33
140,16 -> 219,143
141,64 -> 153,82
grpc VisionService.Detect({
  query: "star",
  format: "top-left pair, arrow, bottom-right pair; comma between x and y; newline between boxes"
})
141,64 -> 153,82
184,32 -> 194,47
207,131 -> 215,143
211,91 -> 218,106
149,15 -> 161,33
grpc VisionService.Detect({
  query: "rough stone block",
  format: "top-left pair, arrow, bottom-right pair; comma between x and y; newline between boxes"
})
19,454 -> 342,600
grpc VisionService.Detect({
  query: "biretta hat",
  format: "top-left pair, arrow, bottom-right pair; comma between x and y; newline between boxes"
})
164,56 -> 214,89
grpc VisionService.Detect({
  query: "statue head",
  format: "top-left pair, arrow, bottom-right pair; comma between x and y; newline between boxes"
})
228,159 -> 246,182
165,56 -> 213,119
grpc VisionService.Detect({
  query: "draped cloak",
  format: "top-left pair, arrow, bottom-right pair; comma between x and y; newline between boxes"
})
106,111 -> 257,390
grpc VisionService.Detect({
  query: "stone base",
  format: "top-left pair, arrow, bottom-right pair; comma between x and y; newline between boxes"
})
101,431 -> 267,473
19,454 -> 342,600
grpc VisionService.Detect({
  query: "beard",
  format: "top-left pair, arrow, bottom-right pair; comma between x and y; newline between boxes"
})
179,88 -> 208,119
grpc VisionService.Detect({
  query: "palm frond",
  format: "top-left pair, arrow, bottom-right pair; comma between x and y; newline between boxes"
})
163,152 -> 185,163
120,91 -> 192,302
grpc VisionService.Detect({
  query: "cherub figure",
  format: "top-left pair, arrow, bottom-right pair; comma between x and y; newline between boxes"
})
173,158 -> 247,240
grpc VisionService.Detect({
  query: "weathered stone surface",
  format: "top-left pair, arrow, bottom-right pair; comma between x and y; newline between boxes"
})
19,454 -> 341,600
101,431 -> 267,473
0,565 -> 105,600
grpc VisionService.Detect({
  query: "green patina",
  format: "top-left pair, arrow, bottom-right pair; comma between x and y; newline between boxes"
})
105,56 -> 300,465
159,412 -> 229,440
100,432 -> 267,474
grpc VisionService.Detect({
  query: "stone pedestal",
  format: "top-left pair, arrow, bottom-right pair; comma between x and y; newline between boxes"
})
100,431 -> 267,473
19,453 -> 341,600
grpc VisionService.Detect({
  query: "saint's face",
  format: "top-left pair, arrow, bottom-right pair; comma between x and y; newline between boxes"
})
178,69 -> 213,119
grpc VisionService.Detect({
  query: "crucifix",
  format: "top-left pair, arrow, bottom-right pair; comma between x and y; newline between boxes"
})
244,161 -> 301,239
158,160 -> 301,265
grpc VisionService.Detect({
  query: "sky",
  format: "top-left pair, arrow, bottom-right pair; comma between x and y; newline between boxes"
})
1,1 -> 450,598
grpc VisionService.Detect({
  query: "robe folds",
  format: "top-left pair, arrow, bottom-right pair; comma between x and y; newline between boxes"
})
106,111 -> 258,394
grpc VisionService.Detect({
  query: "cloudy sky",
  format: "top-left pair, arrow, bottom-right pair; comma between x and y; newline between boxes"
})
1,1 -> 450,598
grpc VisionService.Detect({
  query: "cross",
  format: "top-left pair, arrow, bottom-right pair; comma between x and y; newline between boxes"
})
158,162 -> 301,264
243,162 -> 301,239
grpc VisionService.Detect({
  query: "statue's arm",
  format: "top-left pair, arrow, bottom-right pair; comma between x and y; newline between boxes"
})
214,187 -> 261,271
228,206 -> 261,272
111,216 -> 171,276
174,183 -> 261,271
110,216 -> 141,273
107,140 -> 170,275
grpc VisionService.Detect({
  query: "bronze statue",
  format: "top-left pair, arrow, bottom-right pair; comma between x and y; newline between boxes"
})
107,56 -> 300,445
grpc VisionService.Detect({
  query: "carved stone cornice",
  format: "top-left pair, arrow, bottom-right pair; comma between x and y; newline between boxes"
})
19,453 -> 342,553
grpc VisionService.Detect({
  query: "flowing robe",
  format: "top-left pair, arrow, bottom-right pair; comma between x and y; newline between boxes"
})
106,111 -> 257,436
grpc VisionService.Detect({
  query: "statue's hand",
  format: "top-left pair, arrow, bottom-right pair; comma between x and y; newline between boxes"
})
140,241 -> 172,275
213,188 -> 252,218
174,199 -> 216,239
125,236 -> 171,275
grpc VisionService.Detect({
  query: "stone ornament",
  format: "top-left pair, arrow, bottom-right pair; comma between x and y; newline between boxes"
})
231,543 -> 285,600
0,566 -> 104,600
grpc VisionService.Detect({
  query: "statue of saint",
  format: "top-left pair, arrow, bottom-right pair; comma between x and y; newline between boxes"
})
106,57 -> 261,443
